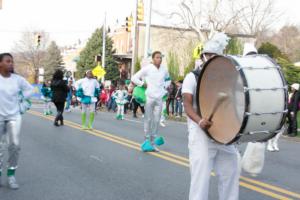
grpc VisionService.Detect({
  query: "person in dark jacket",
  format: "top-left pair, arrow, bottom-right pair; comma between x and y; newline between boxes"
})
175,80 -> 183,118
51,70 -> 69,126
287,83 -> 300,137
166,81 -> 176,116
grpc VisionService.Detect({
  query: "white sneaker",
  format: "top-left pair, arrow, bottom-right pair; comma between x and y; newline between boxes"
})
8,176 -> 19,190
153,145 -> 160,152
160,121 -> 166,127
273,144 -> 279,151
267,144 -> 275,152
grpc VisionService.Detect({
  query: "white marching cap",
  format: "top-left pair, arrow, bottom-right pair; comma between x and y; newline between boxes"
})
243,43 -> 258,56
291,83 -> 300,91
202,32 -> 230,55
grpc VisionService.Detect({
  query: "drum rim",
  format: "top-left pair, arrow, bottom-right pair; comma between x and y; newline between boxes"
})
196,55 -> 250,145
254,55 -> 289,142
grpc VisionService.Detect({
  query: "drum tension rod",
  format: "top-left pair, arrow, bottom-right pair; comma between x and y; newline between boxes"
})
245,110 -> 288,116
235,66 -> 280,70
248,131 -> 270,135
243,86 -> 288,92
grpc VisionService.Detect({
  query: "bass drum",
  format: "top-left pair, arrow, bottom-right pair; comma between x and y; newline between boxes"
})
196,55 -> 288,144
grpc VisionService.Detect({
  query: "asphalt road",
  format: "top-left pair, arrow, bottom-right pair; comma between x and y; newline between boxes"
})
1,106 -> 299,200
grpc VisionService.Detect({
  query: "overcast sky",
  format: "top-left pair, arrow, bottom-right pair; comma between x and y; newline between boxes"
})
0,0 -> 299,52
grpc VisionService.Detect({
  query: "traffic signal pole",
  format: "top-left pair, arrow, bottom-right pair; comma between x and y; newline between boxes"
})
130,0 -> 138,76
144,0 -> 152,58
101,12 -> 106,83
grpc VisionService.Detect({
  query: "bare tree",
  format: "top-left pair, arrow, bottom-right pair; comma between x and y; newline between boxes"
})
154,0 -> 281,43
268,26 -> 300,62
154,0 -> 247,42
236,0 -> 280,35
12,30 -> 49,83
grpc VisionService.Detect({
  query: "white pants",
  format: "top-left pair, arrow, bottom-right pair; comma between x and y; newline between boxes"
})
144,97 -> 163,140
160,101 -> 167,123
117,104 -> 124,116
0,115 -> 22,171
268,126 -> 284,149
188,125 -> 240,200
44,101 -> 51,113
82,103 -> 95,114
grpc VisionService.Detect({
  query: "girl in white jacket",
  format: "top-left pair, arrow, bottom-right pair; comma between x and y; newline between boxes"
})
113,84 -> 128,120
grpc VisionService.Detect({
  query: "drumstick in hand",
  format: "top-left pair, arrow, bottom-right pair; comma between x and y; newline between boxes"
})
208,92 -> 228,121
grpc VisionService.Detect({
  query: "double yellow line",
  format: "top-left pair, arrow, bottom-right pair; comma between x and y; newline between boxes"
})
28,110 -> 300,200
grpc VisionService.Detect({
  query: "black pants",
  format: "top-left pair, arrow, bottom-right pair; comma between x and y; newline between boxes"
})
166,98 -> 175,115
124,95 -> 133,114
54,102 -> 65,124
132,98 -> 144,116
287,110 -> 298,136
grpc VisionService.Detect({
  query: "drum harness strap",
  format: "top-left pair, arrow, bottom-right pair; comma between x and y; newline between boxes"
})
192,66 -> 202,80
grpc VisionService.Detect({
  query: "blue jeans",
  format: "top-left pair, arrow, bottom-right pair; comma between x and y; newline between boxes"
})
107,98 -> 117,112
175,99 -> 183,117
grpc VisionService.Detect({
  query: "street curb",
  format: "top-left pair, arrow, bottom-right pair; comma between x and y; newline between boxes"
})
281,135 -> 300,143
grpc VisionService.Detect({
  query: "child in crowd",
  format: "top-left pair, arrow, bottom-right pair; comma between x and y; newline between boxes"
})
113,84 -> 128,120
41,81 -> 53,115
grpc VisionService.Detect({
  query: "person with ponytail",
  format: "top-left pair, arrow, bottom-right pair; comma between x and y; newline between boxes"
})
75,70 -> 100,129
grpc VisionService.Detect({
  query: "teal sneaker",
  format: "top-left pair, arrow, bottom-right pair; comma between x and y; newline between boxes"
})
141,139 -> 155,152
154,136 -> 165,146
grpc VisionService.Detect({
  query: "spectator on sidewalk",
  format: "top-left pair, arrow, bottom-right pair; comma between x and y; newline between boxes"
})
287,83 -> 300,137
175,80 -> 183,118
166,81 -> 176,116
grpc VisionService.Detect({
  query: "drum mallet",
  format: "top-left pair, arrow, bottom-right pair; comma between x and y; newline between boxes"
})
208,92 -> 228,121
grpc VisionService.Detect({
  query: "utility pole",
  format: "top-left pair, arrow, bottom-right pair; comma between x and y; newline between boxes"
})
101,12 -> 106,83
131,0 -> 139,76
144,0 -> 152,58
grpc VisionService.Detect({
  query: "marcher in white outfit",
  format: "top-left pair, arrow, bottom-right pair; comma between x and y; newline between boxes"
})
75,71 -> 100,130
113,85 -> 128,120
267,125 -> 285,152
0,53 -> 33,189
183,33 -> 240,200
131,51 -> 171,152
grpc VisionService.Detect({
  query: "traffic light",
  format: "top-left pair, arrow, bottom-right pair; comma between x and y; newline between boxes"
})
35,34 -> 41,47
137,0 -> 144,21
126,15 -> 133,32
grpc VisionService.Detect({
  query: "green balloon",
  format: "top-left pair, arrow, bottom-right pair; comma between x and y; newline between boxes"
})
133,86 -> 146,105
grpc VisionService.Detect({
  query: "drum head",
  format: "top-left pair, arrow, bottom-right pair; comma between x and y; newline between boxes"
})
197,56 -> 246,144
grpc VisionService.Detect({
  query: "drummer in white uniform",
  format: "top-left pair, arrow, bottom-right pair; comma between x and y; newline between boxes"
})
182,33 -> 240,200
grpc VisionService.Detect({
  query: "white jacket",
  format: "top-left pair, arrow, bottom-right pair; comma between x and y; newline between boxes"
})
131,64 -> 170,100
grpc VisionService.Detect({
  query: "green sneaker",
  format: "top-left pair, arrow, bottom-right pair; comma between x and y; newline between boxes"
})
82,125 -> 88,130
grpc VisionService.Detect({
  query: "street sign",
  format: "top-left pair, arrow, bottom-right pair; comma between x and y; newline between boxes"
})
92,64 -> 106,79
